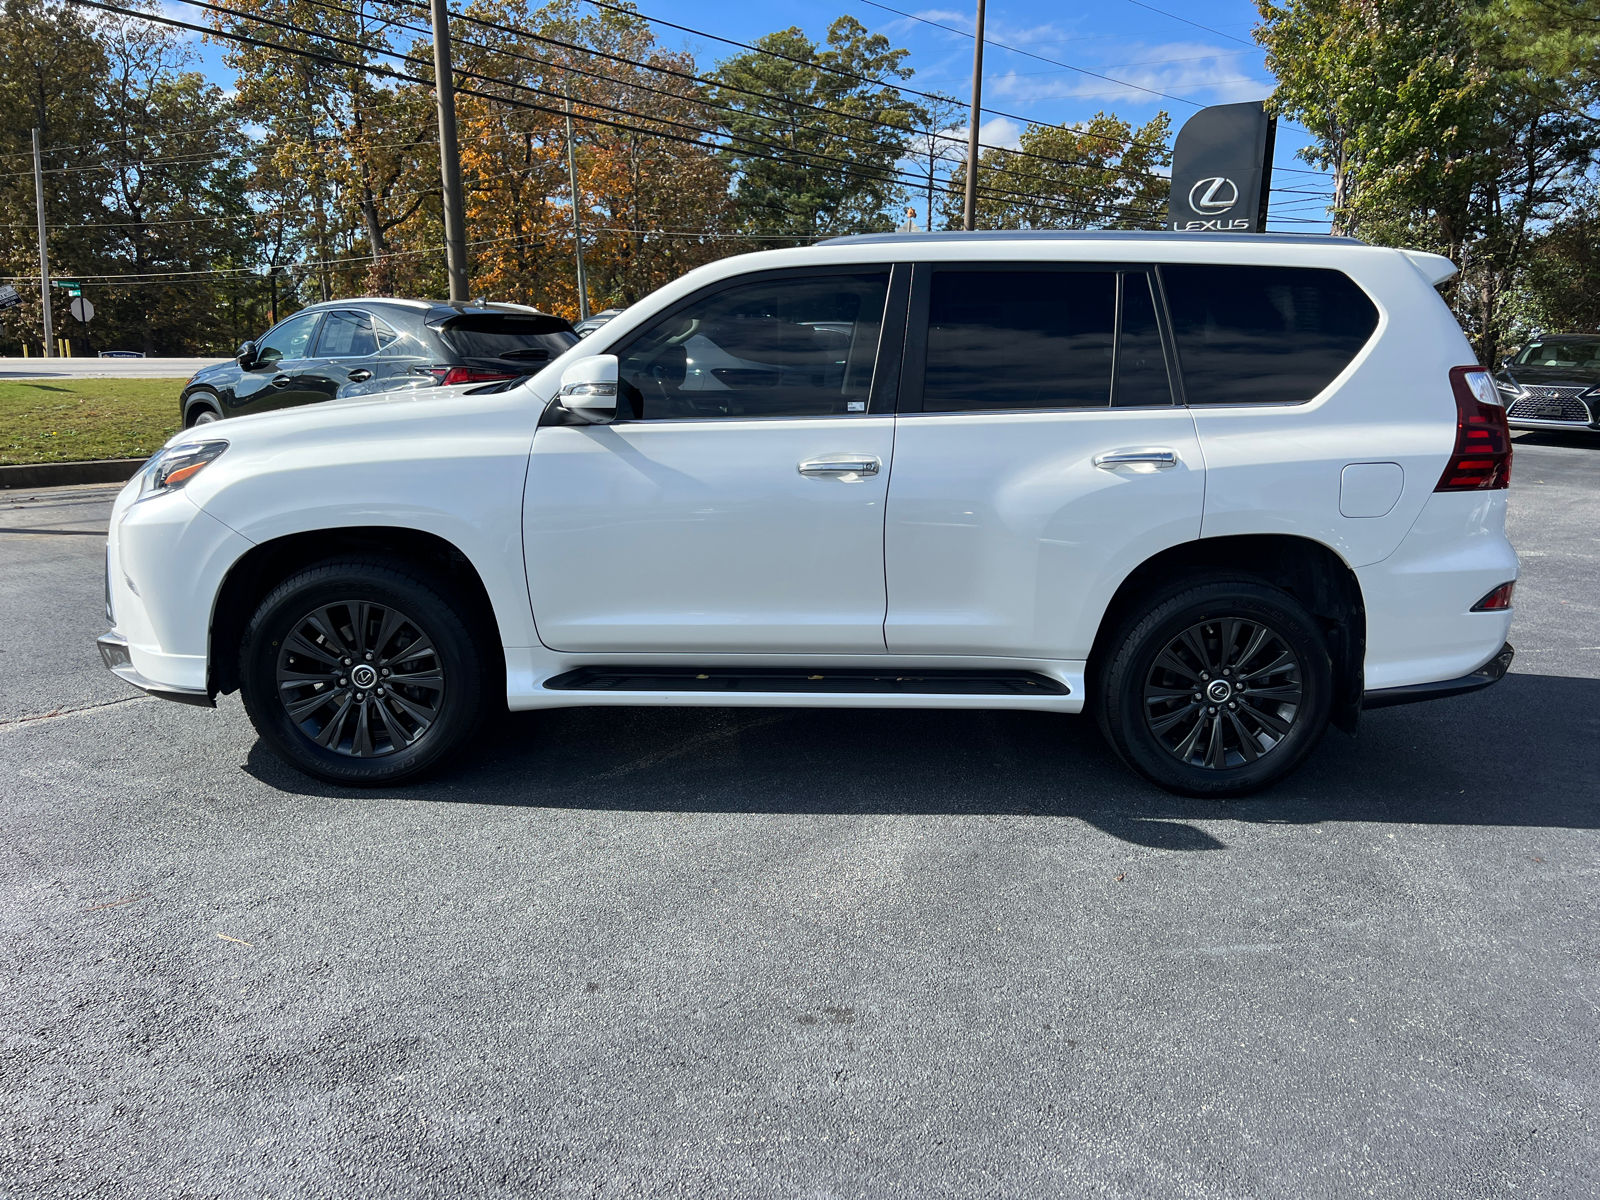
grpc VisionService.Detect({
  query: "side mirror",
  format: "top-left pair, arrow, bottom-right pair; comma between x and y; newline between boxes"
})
556,354 -> 619,424
236,340 -> 258,369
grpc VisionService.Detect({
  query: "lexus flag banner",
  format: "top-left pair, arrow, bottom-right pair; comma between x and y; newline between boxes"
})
1167,100 -> 1276,233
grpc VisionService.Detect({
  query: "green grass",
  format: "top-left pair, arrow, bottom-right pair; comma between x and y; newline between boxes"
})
0,378 -> 186,465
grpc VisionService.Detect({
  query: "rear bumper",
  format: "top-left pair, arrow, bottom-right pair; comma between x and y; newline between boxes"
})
1363,642 -> 1513,710
97,632 -> 214,707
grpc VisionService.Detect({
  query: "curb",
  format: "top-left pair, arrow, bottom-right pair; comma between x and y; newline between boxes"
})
0,458 -> 146,489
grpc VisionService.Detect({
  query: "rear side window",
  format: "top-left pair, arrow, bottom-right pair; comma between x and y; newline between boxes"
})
316,310 -> 379,357
438,315 -> 578,365
1161,265 -> 1379,405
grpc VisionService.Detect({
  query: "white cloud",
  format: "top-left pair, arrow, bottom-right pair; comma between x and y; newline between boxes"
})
937,116 -> 1026,152
987,42 -> 1269,107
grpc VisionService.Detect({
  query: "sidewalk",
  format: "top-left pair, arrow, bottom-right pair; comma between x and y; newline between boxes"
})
0,357 -> 227,380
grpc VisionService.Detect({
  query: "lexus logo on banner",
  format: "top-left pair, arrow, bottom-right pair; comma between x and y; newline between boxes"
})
1188,177 -> 1239,215
1168,101 -> 1276,233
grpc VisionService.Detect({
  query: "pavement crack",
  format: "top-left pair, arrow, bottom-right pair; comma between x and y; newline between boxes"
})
0,694 -> 150,728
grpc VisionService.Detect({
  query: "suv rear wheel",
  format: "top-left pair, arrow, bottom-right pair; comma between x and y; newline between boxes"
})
1096,575 -> 1333,797
239,558 -> 487,786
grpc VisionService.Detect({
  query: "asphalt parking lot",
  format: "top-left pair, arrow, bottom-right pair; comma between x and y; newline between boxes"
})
2,433 -> 1597,1199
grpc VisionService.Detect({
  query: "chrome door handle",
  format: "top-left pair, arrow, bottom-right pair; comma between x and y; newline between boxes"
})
798,454 -> 880,478
1094,447 -> 1177,470
347,368 -> 373,382
271,374 -> 292,388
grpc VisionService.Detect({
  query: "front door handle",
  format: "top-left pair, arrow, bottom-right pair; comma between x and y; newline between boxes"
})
1094,447 -> 1177,470
271,374 -> 293,388
798,454 -> 881,478
347,368 -> 373,382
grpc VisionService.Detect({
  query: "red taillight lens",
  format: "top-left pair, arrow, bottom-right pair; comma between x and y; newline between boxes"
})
414,366 -> 516,387
1471,581 -> 1515,611
1436,366 -> 1512,491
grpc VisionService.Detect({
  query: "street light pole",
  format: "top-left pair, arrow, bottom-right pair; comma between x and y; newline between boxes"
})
564,96 -> 590,321
962,0 -> 986,232
430,0 -> 469,302
32,129 -> 54,357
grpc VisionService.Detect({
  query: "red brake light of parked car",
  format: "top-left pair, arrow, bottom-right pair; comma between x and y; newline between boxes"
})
414,366 -> 517,386
1471,581 -> 1516,611
1435,366 -> 1512,491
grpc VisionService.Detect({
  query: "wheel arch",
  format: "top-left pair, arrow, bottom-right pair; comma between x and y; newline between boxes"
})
208,526 -> 505,700
1088,534 -> 1367,735
182,389 -> 223,425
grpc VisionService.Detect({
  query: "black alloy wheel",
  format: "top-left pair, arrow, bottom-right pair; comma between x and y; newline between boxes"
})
1142,617 -> 1302,770
275,600 -> 445,758
1096,575 -> 1333,797
240,559 -> 486,785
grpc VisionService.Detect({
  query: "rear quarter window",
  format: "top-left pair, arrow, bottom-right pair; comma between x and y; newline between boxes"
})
1161,264 -> 1379,405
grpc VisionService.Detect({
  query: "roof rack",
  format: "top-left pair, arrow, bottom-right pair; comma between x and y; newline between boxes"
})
818,229 -> 1365,247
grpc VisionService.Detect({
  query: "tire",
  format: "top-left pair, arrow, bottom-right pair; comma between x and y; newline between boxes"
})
1095,574 -> 1333,798
238,558 -> 488,786
187,394 -> 222,425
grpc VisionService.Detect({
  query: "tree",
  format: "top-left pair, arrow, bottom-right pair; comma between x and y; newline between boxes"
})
942,112 -> 1172,231
1257,0 -> 1598,360
711,16 -> 926,243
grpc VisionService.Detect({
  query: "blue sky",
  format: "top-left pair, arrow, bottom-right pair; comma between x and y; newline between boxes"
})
175,0 -> 1335,231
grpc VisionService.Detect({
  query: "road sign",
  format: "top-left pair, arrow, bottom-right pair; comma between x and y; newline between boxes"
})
0,284 -> 18,310
53,280 -> 82,297
69,296 -> 94,322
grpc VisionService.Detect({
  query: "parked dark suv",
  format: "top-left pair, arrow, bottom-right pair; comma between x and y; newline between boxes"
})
1494,334 -> 1600,433
180,298 -> 578,425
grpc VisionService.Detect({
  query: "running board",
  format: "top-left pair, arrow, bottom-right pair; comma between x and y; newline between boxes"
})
542,666 -> 1069,696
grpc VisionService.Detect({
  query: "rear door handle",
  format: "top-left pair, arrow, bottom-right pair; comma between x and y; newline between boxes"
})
270,374 -> 292,388
798,454 -> 881,478
347,368 -> 373,382
1094,447 -> 1177,470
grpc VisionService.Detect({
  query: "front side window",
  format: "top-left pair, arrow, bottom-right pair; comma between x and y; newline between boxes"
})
254,311 -> 321,369
619,271 -> 889,419
315,310 -> 379,358
1161,264 -> 1380,405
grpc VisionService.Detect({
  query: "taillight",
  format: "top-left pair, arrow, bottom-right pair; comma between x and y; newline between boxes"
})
1471,581 -> 1515,611
1435,366 -> 1512,491
414,366 -> 516,386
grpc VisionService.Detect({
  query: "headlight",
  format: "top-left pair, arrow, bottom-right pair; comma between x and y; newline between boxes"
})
139,440 -> 228,500
1493,379 -> 1521,402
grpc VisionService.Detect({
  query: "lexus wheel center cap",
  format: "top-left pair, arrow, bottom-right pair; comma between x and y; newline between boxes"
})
351,664 -> 378,688
1206,679 -> 1233,702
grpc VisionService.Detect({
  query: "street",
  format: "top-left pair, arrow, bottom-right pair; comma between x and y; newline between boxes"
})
2,433 -> 1596,1198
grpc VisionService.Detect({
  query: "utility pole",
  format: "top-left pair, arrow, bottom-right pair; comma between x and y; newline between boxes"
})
430,0 -> 469,302
32,129 -> 54,357
962,0 -> 986,232
564,97 -> 590,321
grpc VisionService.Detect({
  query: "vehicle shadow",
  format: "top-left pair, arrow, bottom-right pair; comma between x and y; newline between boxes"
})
242,671 -> 1600,850
1512,429 -> 1600,450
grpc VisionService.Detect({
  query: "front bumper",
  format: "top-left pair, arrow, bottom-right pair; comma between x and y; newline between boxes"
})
1363,642 -> 1513,710
97,632 -> 215,707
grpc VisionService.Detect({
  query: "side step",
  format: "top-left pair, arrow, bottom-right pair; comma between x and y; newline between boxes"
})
543,666 -> 1069,696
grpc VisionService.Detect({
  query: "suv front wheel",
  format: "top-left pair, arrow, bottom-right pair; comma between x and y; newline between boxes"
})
239,559 -> 487,786
1096,576 -> 1333,797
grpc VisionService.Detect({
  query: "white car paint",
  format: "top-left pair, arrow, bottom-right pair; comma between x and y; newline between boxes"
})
101,231 -> 1515,719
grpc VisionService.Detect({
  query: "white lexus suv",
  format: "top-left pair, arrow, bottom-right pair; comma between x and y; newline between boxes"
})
98,231 -> 1518,797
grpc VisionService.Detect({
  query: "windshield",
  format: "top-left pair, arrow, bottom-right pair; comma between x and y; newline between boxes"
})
1514,340 -> 1600,368
436,315 -> 578,363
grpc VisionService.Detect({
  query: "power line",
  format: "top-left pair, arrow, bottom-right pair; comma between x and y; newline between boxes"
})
1119,0 -> 1258,48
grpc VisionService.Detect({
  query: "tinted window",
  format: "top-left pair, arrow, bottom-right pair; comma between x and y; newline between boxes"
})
619,271 -> 888,419
924,270 -> 1117,410
438,316 -> 578,365
1162,264 -> 1379,405
1515,339 -> 1600,367
315,310 -> 379,358
1116,273 -> 1171,407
